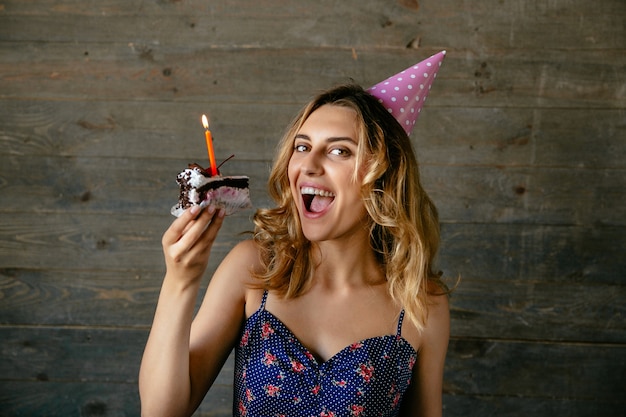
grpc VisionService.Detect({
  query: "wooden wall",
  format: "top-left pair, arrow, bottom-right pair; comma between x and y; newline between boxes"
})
1,0 -> 624,415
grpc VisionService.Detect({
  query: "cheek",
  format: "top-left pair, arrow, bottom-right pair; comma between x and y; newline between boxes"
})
287,158 -> 302,199
287,158 -> 298,184
341,178 -> 365,208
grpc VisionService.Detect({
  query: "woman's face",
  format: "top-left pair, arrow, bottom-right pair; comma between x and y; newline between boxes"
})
288,104 -> 369,244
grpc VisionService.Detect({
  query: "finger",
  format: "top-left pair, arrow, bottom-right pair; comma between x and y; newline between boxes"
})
196,207 -> 225,246
162,205 -> 203,246
173,206 -> 220,250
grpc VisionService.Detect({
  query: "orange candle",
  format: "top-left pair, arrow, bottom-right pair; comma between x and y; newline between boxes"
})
201,114 -> 218,176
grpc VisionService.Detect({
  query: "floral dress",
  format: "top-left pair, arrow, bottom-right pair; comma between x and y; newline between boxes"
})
234,291 -> 418,417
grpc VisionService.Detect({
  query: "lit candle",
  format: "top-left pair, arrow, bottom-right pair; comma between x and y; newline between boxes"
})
201,114 -> 218,176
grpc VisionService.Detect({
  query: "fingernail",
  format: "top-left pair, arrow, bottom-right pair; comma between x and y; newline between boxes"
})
190,206 -> 200,215
207,205 -> 216,214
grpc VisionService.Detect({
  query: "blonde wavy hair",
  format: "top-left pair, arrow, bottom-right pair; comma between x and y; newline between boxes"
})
252,84 -> 445,331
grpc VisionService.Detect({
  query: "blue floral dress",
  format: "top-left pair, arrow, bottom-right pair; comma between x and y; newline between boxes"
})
234,291 -> 418,417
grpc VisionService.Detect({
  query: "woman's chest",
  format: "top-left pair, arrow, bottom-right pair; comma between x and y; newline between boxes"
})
264,289 -> 404,362
234,310 -> 417,417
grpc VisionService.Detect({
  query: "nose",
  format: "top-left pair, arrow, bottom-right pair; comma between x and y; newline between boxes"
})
301,149 -> 323,176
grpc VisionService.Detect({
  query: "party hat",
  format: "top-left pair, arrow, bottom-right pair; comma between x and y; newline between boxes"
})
367,50 -> 446,135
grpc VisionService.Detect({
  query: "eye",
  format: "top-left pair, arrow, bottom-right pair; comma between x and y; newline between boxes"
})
294,143 -> 309,153
329,147 -> 352,157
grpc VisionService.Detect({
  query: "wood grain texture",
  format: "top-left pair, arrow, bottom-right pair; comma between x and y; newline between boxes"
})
444,338 -> 625,400
1,0 -> 623,50
442,392 -> 626,417
0,0 -> 624,415
1,45 -> 624,108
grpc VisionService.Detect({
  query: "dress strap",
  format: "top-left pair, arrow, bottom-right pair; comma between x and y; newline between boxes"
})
259,290 -> 269,311
396,309 -> 406,337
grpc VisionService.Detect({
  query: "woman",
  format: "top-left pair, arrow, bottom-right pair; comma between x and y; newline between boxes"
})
140,78 -> 449,416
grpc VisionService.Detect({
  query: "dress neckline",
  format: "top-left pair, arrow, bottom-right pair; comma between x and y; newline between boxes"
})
250,290 -> 417,366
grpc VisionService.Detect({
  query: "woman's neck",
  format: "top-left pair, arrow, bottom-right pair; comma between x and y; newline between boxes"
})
310,237 -> 385,290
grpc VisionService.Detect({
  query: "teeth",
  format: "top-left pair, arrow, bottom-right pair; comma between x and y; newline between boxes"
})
300,187 -> 335,197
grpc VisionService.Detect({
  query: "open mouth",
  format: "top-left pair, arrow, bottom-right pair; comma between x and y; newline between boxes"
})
301,186 -> 335,214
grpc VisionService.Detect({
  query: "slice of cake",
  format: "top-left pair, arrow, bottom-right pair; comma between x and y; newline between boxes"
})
171,163 -> 252,217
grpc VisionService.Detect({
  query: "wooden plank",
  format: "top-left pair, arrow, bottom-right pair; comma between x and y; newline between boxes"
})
4,0 -> 621,20
0,155 -> 624,225
531,108 -> 626,169
0,99 -> 296,161
444,338 -> 626,401
0,381 -> 143,417
427,0 -> 626,51
417,107 -> 626,170
1,100 -> 624,169
438,223 -> 625,285
1,267 -> 624,343
0,0 -> 424,48
0,326 -> 146,383
442,393 -> 626,417
422,165 -> 626,226
0,211 -> 247,271
0,211 -> 248,272
0,381 -> 234,417
0,326 -> 234,386
0,44 -> 624,109
0,268 -> 166,327
449,279 -> 626,343
0,268 -> 224,329
0,325 -> 233,415
1,0 -> 623,51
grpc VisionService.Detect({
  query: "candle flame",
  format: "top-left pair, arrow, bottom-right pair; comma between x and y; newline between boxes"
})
201,114 -> 210,130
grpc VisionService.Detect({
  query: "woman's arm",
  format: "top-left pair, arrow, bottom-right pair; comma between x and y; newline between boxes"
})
186,238 -> 263,411
401,292 -> 450,417
139,206 -> 232,417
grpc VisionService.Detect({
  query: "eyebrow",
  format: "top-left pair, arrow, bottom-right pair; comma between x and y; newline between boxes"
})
294,133 -> 358,145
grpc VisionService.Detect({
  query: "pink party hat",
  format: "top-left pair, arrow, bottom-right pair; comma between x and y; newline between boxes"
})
367,50 -> 446,135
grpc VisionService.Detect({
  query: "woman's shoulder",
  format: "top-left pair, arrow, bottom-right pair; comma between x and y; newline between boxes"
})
221,239 -> 263,274
229,238 -> 260,257
402,281 -> 450,351
419,280 -> 450,351
207,239 -> 264,296
221,239 -> 267,316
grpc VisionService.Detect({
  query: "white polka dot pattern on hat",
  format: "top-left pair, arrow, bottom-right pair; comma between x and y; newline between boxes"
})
367,51 -> 446,135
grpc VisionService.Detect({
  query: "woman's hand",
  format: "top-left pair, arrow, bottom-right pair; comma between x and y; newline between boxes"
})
162,205 -> 226,286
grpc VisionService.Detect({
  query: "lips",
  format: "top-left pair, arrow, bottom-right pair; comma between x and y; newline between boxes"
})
300,186 -> 335,214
